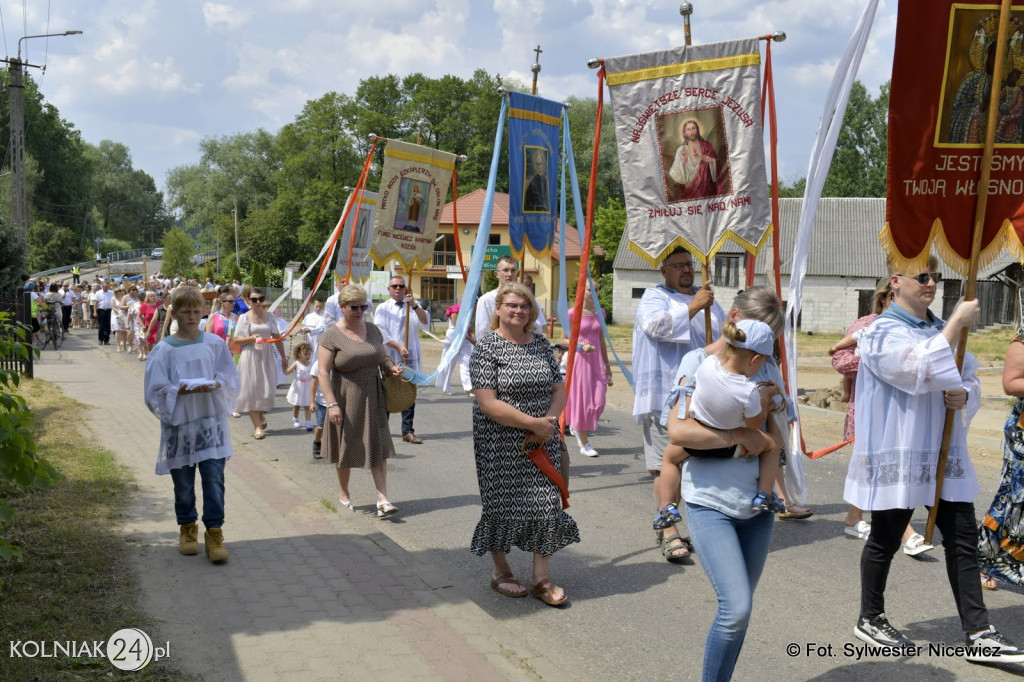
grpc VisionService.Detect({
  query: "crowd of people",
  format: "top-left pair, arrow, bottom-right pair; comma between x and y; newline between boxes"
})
28,248 -> 1024,677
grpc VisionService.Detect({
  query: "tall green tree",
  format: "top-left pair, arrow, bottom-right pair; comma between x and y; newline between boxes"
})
87,141 -> 170,247
162,227 -> 194,279
822,81 -> 889,197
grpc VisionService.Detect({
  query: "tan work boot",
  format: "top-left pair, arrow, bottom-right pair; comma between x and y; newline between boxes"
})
204,527 -> 229,563
179,522 -> 199,555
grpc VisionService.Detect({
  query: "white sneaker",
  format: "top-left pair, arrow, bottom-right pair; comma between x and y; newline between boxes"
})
581,444 -> 599,457
965,626 -> 1024,663
292,419 -> 302,429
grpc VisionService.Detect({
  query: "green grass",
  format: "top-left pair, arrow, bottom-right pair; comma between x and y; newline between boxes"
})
0,379 -> 191,680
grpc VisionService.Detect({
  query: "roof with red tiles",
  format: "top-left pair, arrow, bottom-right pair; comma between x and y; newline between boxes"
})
440,189 -> 604,260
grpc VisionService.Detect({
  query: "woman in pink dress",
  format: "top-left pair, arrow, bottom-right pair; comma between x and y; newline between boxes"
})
138,291 -> 161,360
563,287 -> 612,457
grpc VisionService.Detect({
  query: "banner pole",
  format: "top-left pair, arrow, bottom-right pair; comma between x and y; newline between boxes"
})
925,0 -> 1012,544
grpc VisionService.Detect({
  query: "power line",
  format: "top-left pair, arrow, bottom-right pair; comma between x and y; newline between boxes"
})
0,2 -> 9,58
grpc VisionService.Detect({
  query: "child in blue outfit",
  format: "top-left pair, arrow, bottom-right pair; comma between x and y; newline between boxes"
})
144,286 -> 240,562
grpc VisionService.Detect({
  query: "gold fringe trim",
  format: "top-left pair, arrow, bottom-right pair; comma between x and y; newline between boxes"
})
626,223 -> 773,269
369,249 -> 432,272
879,218 -> 1019,276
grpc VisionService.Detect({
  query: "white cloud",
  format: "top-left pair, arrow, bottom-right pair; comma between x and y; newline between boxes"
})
202,3 -> 252,31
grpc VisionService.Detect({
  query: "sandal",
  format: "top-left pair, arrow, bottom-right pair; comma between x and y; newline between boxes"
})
376,500 -> 398,517
253,429 -> 265,440
528,579 -> 568,606
981,573 -> 998,591
902,533 -> 934,556
661,534 -> 693,564
776,502 -> 813,519
652,502 -> 682,530
490,572 -> 528,598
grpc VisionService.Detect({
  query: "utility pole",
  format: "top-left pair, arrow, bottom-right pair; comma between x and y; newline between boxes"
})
3,30 -> 82,273
8,57 -> 27,271
233,199 -> 240,269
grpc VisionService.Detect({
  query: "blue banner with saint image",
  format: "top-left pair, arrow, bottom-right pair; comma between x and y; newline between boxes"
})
507,91 -> 560,260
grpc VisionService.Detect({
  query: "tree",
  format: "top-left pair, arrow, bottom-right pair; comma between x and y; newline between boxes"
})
591,198 -> 627,269
162,228 -> 194,279
565,96 -> 622,225
86,141 -> 169,247
822,81 -> 889,197
241,207 -> 297,267
27,220 -> 78,272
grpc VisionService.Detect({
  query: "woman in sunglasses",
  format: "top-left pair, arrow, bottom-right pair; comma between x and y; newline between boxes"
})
318,284 -> 404,514
232,288 -> 288,440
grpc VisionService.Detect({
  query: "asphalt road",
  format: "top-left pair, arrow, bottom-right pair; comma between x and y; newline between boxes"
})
240,357 -> 1023,681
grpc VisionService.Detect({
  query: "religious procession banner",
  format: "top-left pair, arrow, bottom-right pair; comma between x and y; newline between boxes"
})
604,38 -> 772,266
507,91 -> 560,260
335,190 -> 376,283
883,1 -> 1024,273
370,139 -> 457,271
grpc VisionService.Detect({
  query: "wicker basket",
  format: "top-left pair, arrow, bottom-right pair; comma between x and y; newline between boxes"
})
201,289 -> 218,301
383,373 -> 417,413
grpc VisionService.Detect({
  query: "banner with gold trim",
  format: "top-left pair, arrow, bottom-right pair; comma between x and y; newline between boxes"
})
604,37 -> 771,267
508,91 -> 560,260
370,139 -> 457,270
335,190 -> 376,283
883,1 -> 1024,274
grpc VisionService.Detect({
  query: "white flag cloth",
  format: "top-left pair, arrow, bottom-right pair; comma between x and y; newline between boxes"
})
604,38 -> 771,266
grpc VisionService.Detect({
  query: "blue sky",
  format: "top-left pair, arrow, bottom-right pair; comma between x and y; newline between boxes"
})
7,0 -> 896,192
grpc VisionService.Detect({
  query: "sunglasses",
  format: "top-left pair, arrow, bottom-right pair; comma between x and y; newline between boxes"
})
900,272 -> 941,285
389,284 -> 406,289
222,298 -> 235,303
250,296 -> 265,303
347,304 -> 370,312
502,302 -> 532,311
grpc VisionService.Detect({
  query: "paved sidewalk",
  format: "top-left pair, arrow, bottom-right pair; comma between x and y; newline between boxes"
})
34,332 -> 565,681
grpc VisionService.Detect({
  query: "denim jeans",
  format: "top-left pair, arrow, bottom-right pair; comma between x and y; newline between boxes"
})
170,458 -> 226,528
861,501 -> 988,632
400,402 -> 415,435
685,503 -> 775,682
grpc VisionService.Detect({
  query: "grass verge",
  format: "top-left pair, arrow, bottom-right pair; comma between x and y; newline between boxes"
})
0,378 -> 190,680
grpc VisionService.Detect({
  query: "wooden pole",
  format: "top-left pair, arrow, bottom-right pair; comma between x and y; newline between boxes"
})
924,0 -> 1012,544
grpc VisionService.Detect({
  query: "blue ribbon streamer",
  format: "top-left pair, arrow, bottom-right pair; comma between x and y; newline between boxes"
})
558,108 -> 635,390
414,96 -> 509,385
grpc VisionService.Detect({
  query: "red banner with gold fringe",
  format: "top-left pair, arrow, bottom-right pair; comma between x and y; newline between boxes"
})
883,1 -> 1024,274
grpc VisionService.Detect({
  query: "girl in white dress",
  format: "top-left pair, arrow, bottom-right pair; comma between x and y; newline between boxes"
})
285,342 -> 314,430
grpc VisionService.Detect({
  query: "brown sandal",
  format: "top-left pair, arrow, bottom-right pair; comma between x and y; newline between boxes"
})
529,579 -> 569,606
490,572 -> 528,598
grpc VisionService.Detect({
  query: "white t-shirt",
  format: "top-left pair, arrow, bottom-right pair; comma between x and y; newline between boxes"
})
688,355 -> 762,430
474,288 -> 547,341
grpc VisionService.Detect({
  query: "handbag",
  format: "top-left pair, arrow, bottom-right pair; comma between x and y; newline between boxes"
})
382,371 -> 417,413
521,438 -> 570,510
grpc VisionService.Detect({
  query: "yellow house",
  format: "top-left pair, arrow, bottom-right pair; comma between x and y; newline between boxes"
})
392,189 -> 602,324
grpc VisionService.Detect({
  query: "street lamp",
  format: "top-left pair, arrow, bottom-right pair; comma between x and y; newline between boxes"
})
7,29 -> 83,273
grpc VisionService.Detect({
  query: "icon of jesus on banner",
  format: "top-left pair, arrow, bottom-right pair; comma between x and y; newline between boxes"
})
658,108 -> 731,203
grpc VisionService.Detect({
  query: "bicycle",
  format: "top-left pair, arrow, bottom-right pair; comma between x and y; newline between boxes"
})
41,309 -> 63,350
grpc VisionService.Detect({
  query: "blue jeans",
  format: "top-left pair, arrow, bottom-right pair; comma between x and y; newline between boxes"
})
170,458 -> 226,528
685,503 -> 775,682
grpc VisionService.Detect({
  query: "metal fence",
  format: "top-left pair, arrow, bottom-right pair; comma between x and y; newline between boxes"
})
0,287 -> 33,378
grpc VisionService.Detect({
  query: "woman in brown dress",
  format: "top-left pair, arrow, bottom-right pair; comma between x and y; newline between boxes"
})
318,284 -> 405,515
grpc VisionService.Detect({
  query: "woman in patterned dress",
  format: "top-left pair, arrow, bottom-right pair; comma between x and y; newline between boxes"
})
978,325 -> 1024,586
470,283 -> 580,607
231,288 -> 288,440
317,285 -> 404,514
